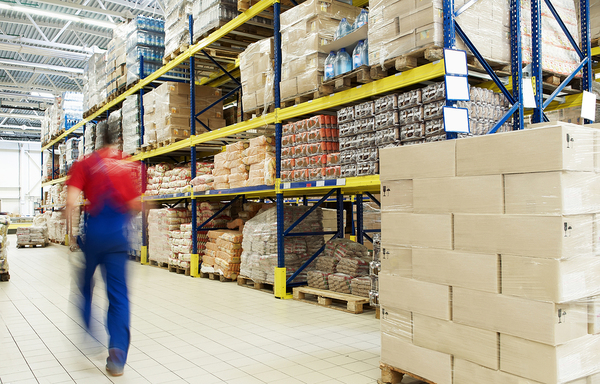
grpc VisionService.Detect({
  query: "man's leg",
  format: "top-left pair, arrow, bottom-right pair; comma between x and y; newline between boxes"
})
103,251 -> 130,373
81,252 -> 99,330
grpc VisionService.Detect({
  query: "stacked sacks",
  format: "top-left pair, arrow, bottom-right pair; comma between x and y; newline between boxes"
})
148,208 -> 190,265
194,201 -> 235,269
240,205 -> 324,284
204,230 -> 243,279
245,136 -> 276,187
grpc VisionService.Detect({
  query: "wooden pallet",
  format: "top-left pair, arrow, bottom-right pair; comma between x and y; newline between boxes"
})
0,272 -> 9,282
237,275 -> 273,293
371,44 -> 444,80
292,286 -> 372,314
242,104 -> 275,121
379,363 -> 436,384
281,86 -> 334,108
200,271 -> 237,282
16,243 -> 47,248
321,65 -> 372,92
149,260 -> 169,269
49,239 -> 65,245
156,137 -> 184,148
168,265 -> 191,276
163,43 -> 190,65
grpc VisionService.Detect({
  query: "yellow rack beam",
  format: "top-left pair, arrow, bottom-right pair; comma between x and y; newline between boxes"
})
41,176 -> 67,187
42,0 -> 276,151
592,46 -> 600,57
198,60 -> 240,87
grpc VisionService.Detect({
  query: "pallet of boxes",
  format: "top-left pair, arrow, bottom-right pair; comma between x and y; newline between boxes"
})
143,82 -> 225,149
0,215 -> 9,281
378,122 -> 600,384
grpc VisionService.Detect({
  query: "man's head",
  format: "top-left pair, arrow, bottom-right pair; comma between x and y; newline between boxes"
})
98,123 -> 116,148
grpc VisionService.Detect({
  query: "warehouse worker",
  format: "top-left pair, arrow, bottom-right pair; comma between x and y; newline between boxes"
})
65,126 -> 141,377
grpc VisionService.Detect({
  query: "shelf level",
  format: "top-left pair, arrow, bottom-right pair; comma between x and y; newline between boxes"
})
41,176 -> 67,187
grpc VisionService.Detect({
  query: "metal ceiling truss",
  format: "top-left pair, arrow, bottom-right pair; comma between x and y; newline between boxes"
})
0,15 -> 113,39
29,0 -> 130,19
0,41 -> 91,60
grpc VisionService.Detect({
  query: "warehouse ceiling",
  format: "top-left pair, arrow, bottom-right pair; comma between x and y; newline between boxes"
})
0,0 -> 163,141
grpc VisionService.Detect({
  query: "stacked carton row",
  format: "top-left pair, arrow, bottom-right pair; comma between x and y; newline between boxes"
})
378,123 -> 600,384
146,163 -> 213,196
195,201 -> 236,262
203,230 -> 243,279
122,95 -> 142,155
143,82 -> 225,146
41,92 -> 83,146
83,53 -> 106,112
148,208 -> 191,265
164,0 -> 191,60
279,0 -> 361,101
240,38 -> 274,113
126,15 -> 166,85
106,25 -> 127,98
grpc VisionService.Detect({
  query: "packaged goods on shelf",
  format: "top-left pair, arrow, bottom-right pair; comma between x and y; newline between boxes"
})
42,151 -> 60,183
83,52 -> 107,113
279,0 -> 361,101
203,230 -> 243,278
281,116 -> 340,182
164,0 -> 192,59
212,135 -> 276,189
544,104 -> 600,126
126,15 -> 165,85
106,23 -> 128,97
369,233 -> 381,306
122,94 -> 142,155
64,138 -> 80,173
108,109 -> 123,150
128,213 -> 142,255
41,92 -> 83,146
240,205 -> 324,284
144,82 -> 225,145
368,0 -> 510,70
47,211 -> 67,243
41,100 -> 60,145
308,238 -> 370,291
240,38 -> 274,112
84,122 -> 96,155
0,216 -> 9,274
95,120 -> 108,149
378,122 -> 600,384
145,162 -> 212,196
148,208 -> 191,265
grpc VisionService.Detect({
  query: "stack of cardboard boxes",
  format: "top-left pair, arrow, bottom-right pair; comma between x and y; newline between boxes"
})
379,123 -> 600,384
279,0 -> 361,101
106,34 -> 127,98
143,82 -> 225,146
240,38 -> 274,113
592,0 -> 600,41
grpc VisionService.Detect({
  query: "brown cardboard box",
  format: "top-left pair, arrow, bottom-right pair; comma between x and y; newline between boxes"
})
255,88 -> 274,107
379,273 -> 451,320
380,140 -> 456,180
500,334 -> 600,384
380,179 -> 413,212
255,54 -> 272,75
413,314 -> 499,369
381,333 -> 452,384
415,23 -> 443,47
242,93 -> 257,112
385,0 -> 417,24
454,214 -> 594,259
412,248 -> 499,293
381,212 -> 453,249
453,287 -> 588,346
504,172 -> 600,215
280,0 -> 362,29
380,245 -> 411,277
453,358 -> 545,384
280,78 -> 298,101
380,307 -> 412,342
412,175 -> 504,214
502,255 -> 600,303
456,125 -> 596,176
296,70 -> 323,95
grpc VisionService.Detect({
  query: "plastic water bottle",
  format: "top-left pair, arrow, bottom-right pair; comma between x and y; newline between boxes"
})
361,39 -> 369,66
324,51 -> 336,81
335,48 -> 352,76
335,18 -> 352,40
353,40 -> 364,69
354,9 -> 368,29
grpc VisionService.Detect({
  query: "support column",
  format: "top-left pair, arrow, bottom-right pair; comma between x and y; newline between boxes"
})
531,0 -> 544,124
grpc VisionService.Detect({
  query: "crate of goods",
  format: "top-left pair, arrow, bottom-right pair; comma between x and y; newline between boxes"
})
122,94 -> 142,155
125,15 -> 166,86
378,122 -> 600,384
164,0 -> 192,59
240,38 -> 274,113
240,205 -> 325,284
279,0 -> 361,101
106,23 -> 128,98
83,52 -> 106,113
143,82 -> 225,146
148,208 -> 191,265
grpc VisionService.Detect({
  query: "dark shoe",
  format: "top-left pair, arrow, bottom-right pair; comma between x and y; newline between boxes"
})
106,363 -> 124,377
106,349 -> 125,377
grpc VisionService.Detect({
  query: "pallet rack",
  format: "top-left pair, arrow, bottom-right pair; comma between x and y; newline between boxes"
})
41,0 -> 596,299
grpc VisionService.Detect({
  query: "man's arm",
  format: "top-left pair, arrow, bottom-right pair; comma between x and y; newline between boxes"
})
65,185 -> 82,224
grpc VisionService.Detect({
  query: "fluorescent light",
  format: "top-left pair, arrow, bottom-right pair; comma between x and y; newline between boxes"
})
0,3 -> 116,29
30,92 -> 55,99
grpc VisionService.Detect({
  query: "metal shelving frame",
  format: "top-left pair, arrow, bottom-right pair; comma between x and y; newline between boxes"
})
40,0 -> 595,298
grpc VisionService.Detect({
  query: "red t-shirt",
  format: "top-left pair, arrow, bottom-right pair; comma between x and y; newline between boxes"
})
66,148 -> 142,214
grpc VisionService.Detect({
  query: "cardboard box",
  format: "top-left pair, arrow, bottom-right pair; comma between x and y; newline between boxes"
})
589,296 -> 600,335
502,255 -> 600,303
381,333 -> 452,384
380,179 -> 413,212
454,214 -> 594,259
280,0 -> 362,30
255,88 -> 274,108
504,171 -> 600,215
413,175 -> 504,214
280,78 -> 298,101
413,314 -> 499,369
242,93 -> 257,112
456,125 -> 596,176
412,248 -> 499,293
454,358 -> 545,384
590,372 -> 600,384
380,245 -> 412,277
381,212 -> 453,249
500,334 -> 600,384
379,140 -> 456,181
296,70 -> 323,95
380,307 -> 412,342
453,287 -> 588,346
379,273 -> 451,320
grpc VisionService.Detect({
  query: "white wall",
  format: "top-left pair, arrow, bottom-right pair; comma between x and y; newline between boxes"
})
0,141 -> 42,216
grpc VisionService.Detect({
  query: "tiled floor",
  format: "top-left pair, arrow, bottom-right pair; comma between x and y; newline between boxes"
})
0,235 -> 417,384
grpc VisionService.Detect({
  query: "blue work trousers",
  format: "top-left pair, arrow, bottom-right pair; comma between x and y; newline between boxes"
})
81,203 -> 131,367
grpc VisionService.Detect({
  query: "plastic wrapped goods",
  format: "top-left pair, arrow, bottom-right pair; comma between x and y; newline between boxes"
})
0,215 -> 9,274
122,94 -> 142,155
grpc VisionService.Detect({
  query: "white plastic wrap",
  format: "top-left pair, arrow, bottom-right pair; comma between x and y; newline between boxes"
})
0,215 -> 10,273
240,38 -> 274,114
378,122 -> 600,384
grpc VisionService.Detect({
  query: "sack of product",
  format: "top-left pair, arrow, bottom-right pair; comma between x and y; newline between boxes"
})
336,257 -> 369,277
350,276 -> 370,297
314,255 -> 339,273
328,273 -> 353,294
308,270 -> 331,290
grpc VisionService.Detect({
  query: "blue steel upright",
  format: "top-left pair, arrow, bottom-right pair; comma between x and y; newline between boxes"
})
581,0 -> 593,123
443,0 -> 457,140
189,15 -> 199,273
531,0 -> 544,124
511,0 -> 524,130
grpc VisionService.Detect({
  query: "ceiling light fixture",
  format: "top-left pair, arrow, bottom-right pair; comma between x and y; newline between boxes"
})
0,2 -> 116,29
